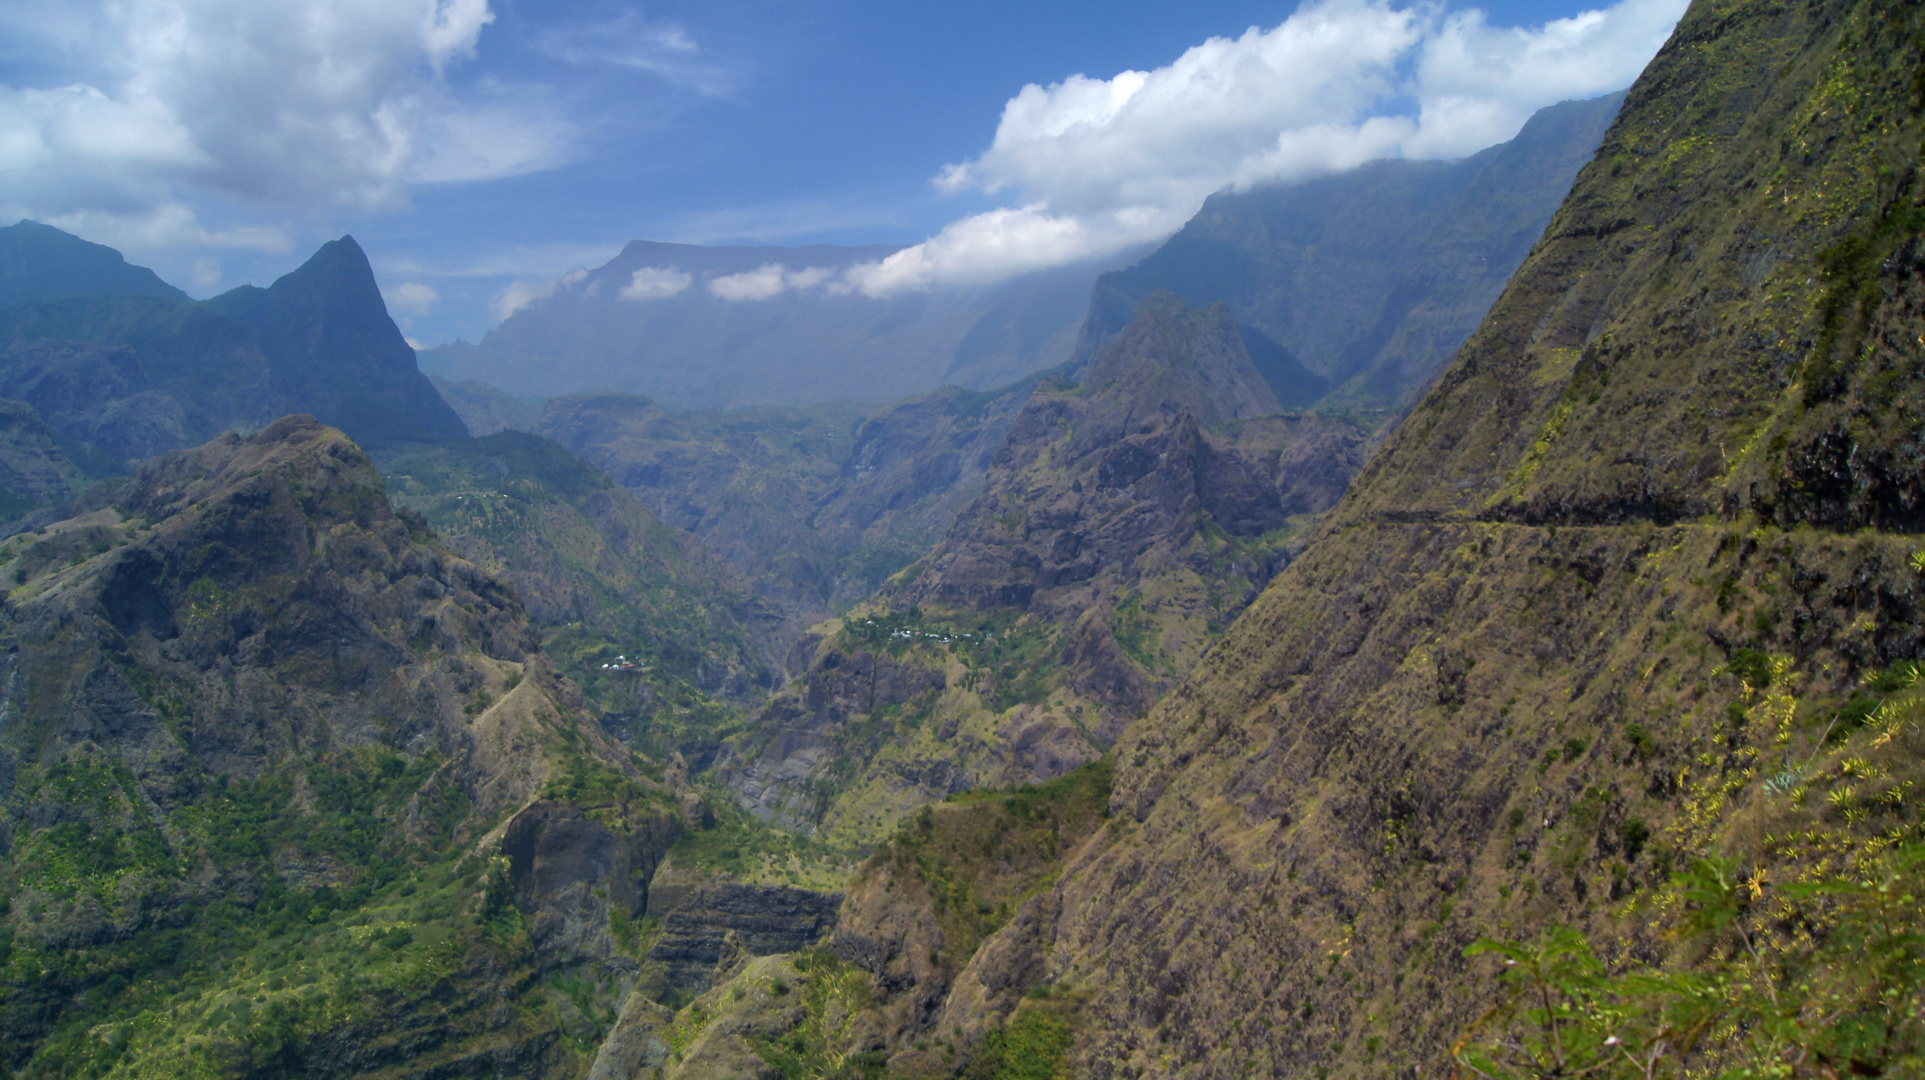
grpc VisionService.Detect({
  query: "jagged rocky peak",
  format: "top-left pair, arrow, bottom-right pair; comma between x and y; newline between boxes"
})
1081,291 -> 1282,426
205,236 -> 468,446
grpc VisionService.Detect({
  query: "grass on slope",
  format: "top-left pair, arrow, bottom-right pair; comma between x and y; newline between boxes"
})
1456,660 -> 1925,1078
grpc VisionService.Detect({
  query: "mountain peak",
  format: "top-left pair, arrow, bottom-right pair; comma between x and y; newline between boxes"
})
1084,291 -> 1283,426
265,234 -> 384,311
203,237 -> 467,446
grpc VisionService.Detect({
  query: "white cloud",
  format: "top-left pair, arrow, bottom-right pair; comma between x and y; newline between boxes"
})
709,264 -> 833,301
621,267 -> 694,301
386,281 -> 441,315
189,257 -> 221,290
492,267 -> 589,321
847,0 -> 1684,297
39,202 -> 291,256
0,0 -> 565,246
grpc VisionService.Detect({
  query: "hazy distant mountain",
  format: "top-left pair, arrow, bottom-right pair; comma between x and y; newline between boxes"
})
420,240 -> 1137,410
0,219 -> 189,309
1075,92 -> 1626,408
0,229 -> 464,470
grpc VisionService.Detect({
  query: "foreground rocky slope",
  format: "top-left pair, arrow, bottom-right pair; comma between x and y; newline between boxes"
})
724,296 -> 1374,849
903,0 -> 1925,1074
0,417 -> 850,1077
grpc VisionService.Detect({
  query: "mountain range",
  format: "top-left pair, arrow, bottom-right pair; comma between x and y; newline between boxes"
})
1076,91 -> 1626,409
0,227 -> 463,511
0,3 -> 1916,1074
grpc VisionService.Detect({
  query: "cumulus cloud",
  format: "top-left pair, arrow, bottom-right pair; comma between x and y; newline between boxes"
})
709,264 -> 833,301
386,281 -> 441,315
0,0 -> 566,253
621,267 -> 694,301
847,0 -> 1684,296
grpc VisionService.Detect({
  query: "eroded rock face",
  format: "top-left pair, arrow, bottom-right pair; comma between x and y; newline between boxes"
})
920,0 -> 1925,1074
0,397 -> 78,513
643,875 -> 842,995
534,382 -> 1031,646
503,800 -> 681,970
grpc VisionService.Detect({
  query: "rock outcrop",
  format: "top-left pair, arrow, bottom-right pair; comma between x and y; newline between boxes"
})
0,415 -> 673,1075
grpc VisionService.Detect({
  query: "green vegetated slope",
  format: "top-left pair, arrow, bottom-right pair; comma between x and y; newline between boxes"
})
535,383 -> 1033,638
721,296 -> 1376,852
383,430 -> 779,766
0,416 -> 711,1078
0,400 -> 88,520
879,0 -> 1925,1075
1075,92 -> 1625,410
608,761 -> 1114,1080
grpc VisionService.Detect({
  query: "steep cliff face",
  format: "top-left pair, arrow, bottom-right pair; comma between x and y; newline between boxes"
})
0,416 -> 686,1077
927,0 -> 1925,1075
0,399 -> 82,515
722,296 -> 1373,849
203,237 -> 468,448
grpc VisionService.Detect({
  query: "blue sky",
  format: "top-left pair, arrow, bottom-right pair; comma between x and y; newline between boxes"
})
0,0 -> 1685,345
